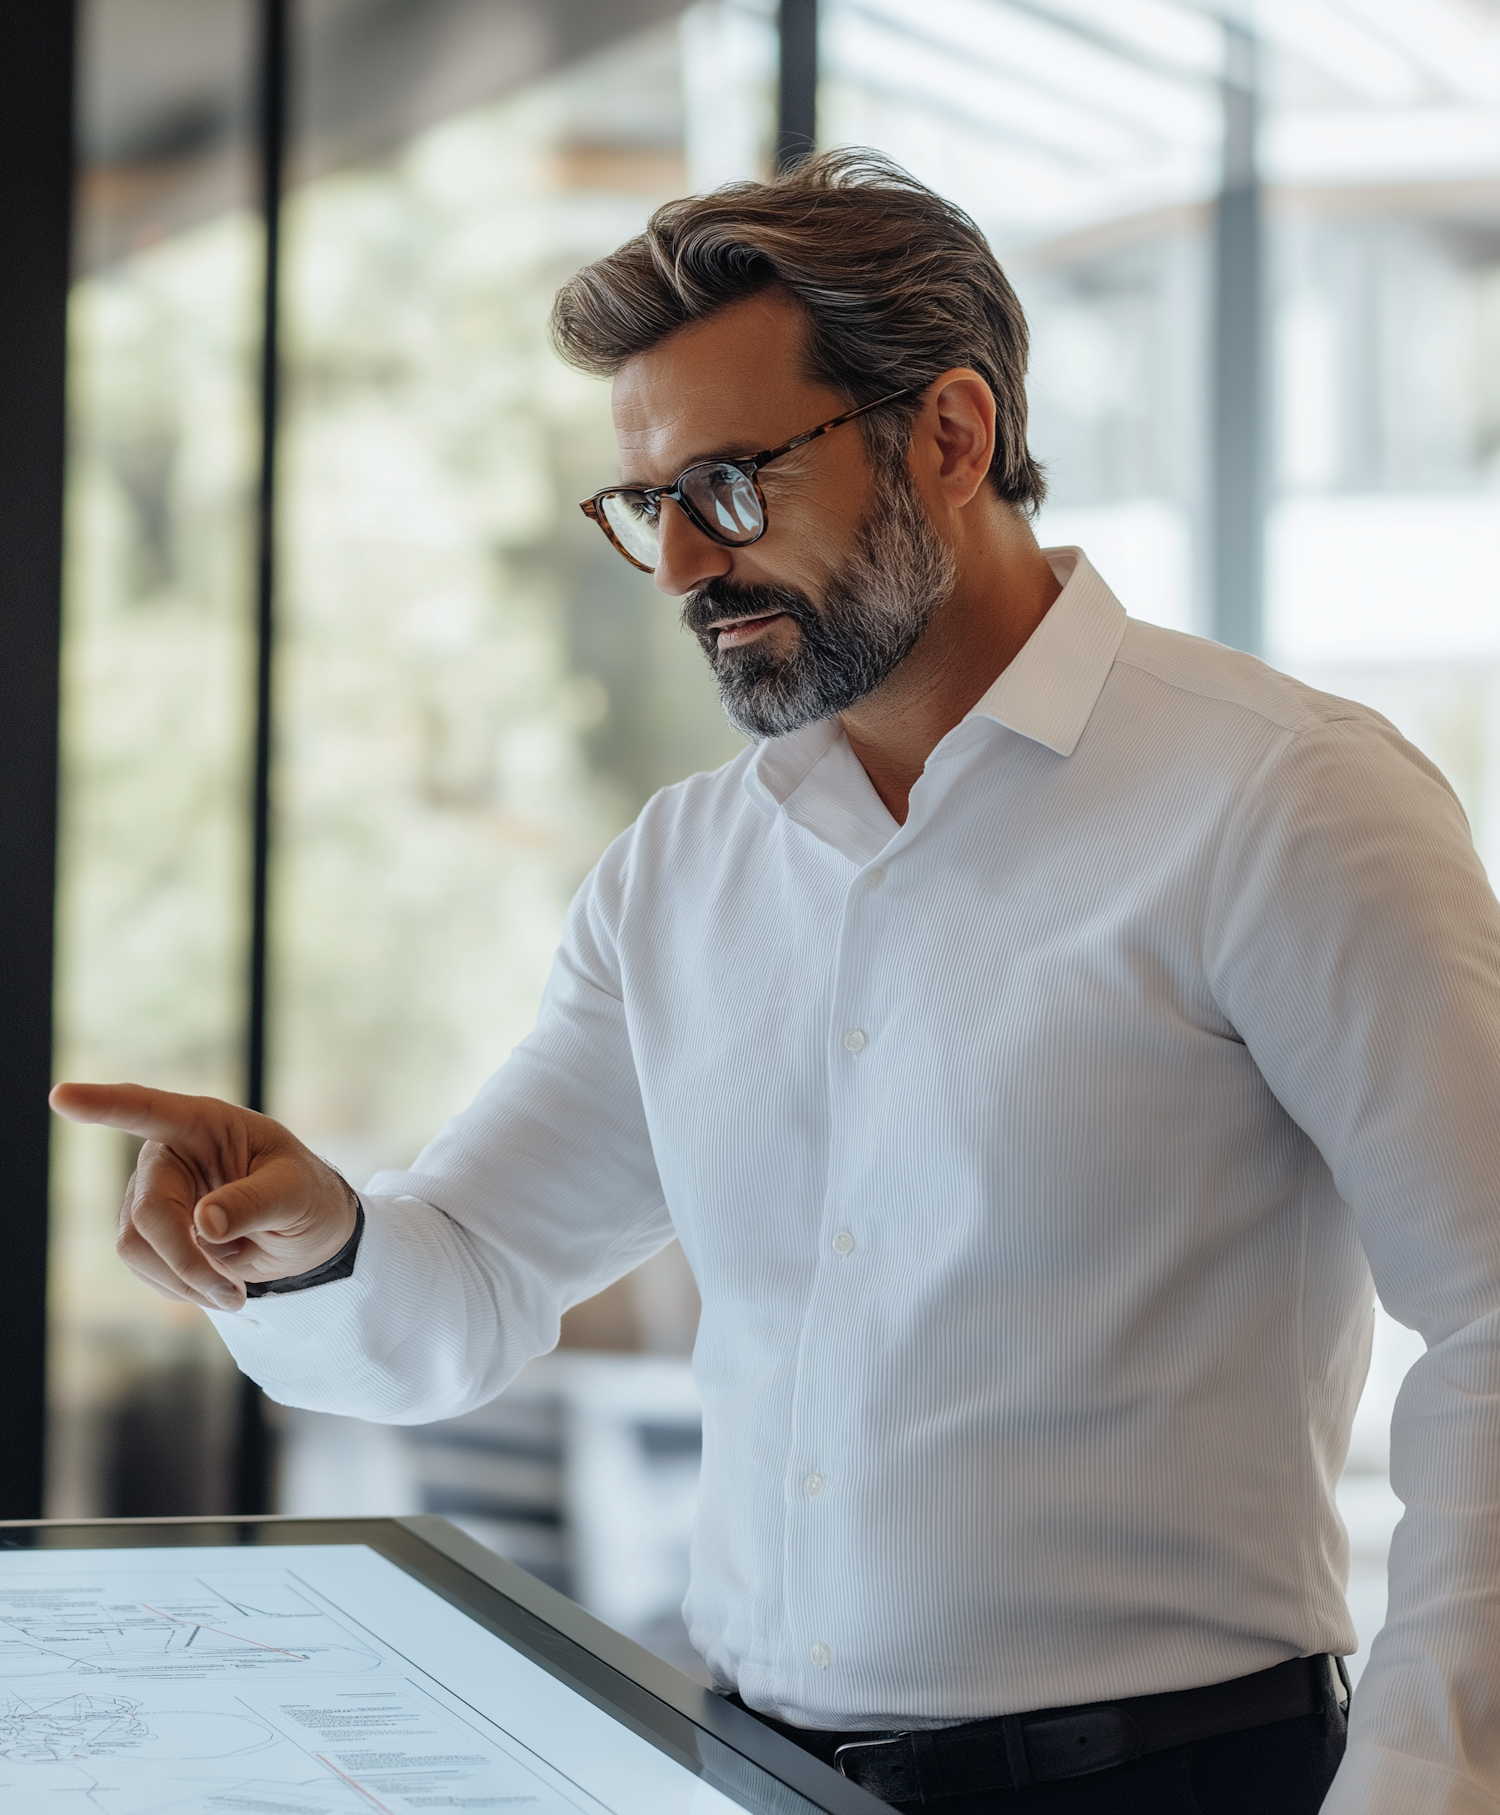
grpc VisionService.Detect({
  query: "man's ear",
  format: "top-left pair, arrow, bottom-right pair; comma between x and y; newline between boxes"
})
913,369 -> 996,510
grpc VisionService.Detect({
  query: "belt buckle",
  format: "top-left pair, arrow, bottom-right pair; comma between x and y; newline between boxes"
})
832,1734 -> 907,1779
833,1731 -> 920,1801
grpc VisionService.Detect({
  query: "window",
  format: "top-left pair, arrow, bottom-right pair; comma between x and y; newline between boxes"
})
51,0 -> 775,1520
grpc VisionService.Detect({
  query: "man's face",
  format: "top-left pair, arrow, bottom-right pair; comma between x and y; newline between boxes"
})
611,290 -> 955,738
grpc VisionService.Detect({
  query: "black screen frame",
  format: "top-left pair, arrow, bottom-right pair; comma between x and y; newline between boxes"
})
0,1511 -> 885,1815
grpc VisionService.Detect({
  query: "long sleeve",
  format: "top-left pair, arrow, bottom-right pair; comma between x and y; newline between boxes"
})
1207,711 -> 1500,1813
208,829 -> 675,1423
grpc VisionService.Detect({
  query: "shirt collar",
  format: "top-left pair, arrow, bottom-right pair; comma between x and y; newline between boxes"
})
965,547 -> 1127,757
744,716 -> 840,817
743,544 -> 1128,824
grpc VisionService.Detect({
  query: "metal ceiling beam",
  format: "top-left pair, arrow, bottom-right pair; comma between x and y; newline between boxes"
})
839,1 -> 1189,155
778,0 -> 818,170
990,0 -> 1219,89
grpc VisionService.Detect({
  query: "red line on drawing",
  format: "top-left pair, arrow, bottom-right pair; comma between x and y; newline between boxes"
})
139,1603 -> 308,1660
316,1751 -> 398,1814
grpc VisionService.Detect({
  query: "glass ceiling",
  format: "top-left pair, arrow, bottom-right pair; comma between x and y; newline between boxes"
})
822,0 -> 1500,249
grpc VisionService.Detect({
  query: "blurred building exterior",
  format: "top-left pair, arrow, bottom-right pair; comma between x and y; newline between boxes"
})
50,0 -> 1500,1677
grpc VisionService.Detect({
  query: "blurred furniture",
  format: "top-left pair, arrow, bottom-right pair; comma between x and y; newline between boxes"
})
279,1350 -> 708,1679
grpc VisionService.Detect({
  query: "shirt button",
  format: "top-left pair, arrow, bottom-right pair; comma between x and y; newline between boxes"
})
804,1472 -> 825,1496
810,1642 -> 831,1669
832,1230 -> 856,1256
842,1028 -> 867,1054
864,866 -> 886,889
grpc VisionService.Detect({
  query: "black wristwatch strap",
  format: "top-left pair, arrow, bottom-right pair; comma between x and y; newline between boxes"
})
245,1201 -> 364,1298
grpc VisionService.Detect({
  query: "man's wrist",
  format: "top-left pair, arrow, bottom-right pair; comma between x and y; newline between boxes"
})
244,1201 -> 364,1298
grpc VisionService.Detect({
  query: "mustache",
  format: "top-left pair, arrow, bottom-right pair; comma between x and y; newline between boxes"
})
680,578 -> 817,638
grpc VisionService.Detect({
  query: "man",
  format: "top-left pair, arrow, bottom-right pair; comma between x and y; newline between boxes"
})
53,152 -> 1500,1813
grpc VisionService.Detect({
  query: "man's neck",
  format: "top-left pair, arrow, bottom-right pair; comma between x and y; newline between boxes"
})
839,510 -> 1062,824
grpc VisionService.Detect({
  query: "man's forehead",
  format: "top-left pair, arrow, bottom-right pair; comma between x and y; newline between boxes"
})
610,291 -> 841,481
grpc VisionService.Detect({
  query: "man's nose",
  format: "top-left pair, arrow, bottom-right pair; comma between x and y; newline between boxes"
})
653,497 -> 732,597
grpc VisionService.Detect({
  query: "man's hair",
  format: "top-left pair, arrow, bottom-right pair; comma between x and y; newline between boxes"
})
550,149 -> 1046,513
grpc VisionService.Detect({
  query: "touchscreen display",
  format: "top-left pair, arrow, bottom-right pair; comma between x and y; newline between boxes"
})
0,1544 -> 749,1815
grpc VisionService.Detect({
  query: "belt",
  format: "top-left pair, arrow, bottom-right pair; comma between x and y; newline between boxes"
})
750,1655 -> 1345,1804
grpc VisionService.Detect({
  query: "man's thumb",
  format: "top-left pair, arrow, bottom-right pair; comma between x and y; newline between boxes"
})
195,1199 -> 233,1241
193,1164 -> 297,1244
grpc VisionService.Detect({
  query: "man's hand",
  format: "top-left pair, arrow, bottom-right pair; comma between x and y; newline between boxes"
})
49,1082 -> 360,1314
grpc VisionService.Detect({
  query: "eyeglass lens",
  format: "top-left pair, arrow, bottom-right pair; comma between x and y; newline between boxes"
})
600,492 -> 661,567
683,463 -> 763,541
601,461 -> 764,567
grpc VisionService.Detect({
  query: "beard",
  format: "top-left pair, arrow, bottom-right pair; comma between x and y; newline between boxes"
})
680,457 -> 957,740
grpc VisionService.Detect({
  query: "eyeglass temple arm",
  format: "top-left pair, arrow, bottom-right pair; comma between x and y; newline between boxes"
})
740,387 -> 917,473
581,386 -> 917,508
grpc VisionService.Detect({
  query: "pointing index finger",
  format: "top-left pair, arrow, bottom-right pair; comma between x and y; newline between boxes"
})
50,1081 -> 202,1143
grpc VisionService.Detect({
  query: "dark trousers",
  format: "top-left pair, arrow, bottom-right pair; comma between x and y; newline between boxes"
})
750,1700 -> 1347,1814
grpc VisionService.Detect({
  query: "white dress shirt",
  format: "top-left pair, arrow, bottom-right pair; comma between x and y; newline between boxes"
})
213,550 -> 1500,1813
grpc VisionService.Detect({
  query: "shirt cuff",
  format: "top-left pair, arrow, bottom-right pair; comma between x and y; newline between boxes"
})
245,1202 -> 364,1298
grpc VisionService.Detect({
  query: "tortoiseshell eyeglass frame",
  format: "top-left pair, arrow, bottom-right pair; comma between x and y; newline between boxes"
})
579,388 -> 917,574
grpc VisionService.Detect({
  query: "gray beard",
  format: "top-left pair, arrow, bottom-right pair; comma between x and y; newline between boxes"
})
681,460 -> 957,741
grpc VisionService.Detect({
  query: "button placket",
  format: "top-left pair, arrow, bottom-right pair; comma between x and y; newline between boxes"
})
786,850 -> 885,1661
839,860 -> 882,1058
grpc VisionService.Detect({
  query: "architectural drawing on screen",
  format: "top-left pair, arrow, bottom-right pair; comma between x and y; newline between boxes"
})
0,1559 -> 602,1815
0,1574 -> 381,1678
0,1690 -> 275,1762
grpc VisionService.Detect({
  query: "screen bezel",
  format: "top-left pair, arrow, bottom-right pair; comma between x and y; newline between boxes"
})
0,1512 -> 884,1815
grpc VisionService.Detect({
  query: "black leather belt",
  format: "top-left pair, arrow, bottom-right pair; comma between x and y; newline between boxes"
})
744,1655 -> 1346,1805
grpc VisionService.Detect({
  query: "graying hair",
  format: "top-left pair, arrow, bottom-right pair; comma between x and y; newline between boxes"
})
550,148 -> 1046,512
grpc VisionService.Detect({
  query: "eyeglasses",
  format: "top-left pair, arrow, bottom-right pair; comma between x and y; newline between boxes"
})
580,389 -> 916,574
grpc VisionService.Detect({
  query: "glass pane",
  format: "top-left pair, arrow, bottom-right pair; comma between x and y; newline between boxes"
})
269,0 -> 772,1660
50,0 -> 262,1516
271,0 -> 772,1183
821,0 -> 1221,633
1265,213 -> 1500,870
